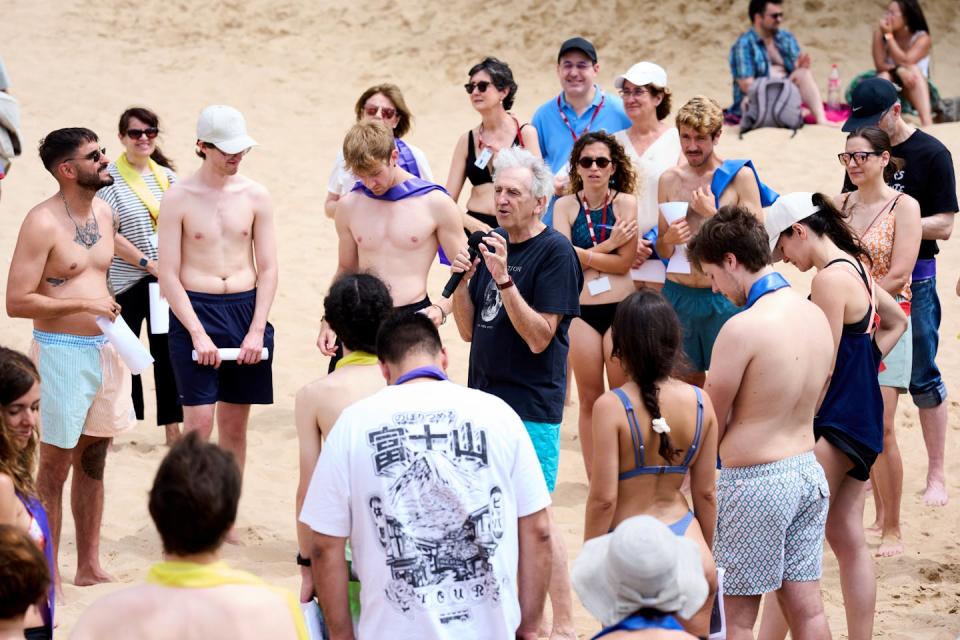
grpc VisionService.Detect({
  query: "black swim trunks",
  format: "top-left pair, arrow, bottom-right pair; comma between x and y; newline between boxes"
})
168,289 -> 275,406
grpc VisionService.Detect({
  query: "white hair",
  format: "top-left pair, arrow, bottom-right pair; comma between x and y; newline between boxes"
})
492,147 -> 553,199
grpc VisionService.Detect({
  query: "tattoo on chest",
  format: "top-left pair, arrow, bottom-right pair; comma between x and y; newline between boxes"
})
73,216 -> 102,249
45,277 -> 67,287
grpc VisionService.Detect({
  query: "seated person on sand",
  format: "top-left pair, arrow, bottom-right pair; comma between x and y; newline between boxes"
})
728,0 -> 832,125
869,0 -> 934,126
295,272 -> 393,602
583,290 -> 718,637
70,433 -> 306,640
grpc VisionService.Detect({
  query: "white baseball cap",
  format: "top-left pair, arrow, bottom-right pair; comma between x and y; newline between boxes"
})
763,192 -> 819,252
571,515 -> 708,627
196,105 -> 258,154
614,62 -> 668,90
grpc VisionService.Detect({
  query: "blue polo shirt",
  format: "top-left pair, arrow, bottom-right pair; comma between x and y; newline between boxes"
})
531,85 -> 631,175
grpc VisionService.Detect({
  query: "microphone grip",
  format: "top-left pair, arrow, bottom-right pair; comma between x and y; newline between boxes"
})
441,246 -> 480,298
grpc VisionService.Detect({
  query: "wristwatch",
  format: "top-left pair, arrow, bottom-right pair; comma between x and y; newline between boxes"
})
139,257 -> 149,268
496,277 -> 515,291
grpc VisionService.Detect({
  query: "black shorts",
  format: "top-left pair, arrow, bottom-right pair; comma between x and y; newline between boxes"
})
814,426 -> 878,482
578,302 -> 619,336
24,626 -> 52,640
168,289 -> 274,406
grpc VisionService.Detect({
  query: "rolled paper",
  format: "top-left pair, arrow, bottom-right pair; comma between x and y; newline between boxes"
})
300,600 -> 326,640
148,283 -> 169,335
191,348 -> 269,362
660,202 -> 693,274
95,315 -> 155,374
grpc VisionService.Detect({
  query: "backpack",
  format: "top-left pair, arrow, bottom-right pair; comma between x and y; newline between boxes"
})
739,77 -> 804,137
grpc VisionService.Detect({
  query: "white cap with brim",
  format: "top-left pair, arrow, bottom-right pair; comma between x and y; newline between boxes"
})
196,105 -> 258,154
571,515 -> 708,627
763,192 -> 819,252
614,62 -> 668,90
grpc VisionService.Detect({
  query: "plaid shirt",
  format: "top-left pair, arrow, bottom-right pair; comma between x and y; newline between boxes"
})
728,28 -> 800,115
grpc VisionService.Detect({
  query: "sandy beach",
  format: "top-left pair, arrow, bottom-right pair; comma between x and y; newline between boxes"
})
1,1 -> 959,637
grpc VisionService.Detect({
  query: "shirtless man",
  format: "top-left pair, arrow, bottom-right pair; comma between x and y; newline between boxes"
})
158,105 -> 277,476
70,433 -> 306,640
6,128 -> 135,587
316,121 -> 466,365
686,206 -> 833,640
295,273 -> 392,603
657,96 -> 762,386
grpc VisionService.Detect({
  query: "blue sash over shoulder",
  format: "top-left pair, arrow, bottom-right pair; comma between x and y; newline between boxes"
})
710,159 -> 779,208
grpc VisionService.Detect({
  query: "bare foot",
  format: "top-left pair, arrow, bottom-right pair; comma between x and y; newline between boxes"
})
865,521 -> 882,535
549,629 -> 578,640
165,424 -> 182,446
923,480 -> 948,506
74,566 -> 115,586
876,534 -> 904,558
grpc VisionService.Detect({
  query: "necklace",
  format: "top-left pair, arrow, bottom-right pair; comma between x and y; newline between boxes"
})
61,192 -> 101,249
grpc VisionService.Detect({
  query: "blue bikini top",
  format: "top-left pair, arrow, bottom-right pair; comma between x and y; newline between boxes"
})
613,386 -> 704,479
592,612 -> 685,638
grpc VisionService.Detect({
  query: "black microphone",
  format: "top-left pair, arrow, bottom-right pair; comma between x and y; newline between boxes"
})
442,231 -> 488,298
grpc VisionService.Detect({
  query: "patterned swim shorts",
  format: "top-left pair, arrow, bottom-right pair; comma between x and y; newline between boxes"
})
714,451 -> 829,596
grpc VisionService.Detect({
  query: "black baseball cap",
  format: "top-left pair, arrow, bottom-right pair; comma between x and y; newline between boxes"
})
842,77 -> 899,132
557,37 -> 598,63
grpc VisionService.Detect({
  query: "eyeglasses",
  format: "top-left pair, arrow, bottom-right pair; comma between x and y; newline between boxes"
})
767,11 -> 784,19
578,156 -> 612,169
126,127 -> 159,140
561,61 -> 594,72
464,81 -> 493,94
619,87 -> 651,100
837,151 -> 883,165
64,147 -> 107,164
363,105 -> 397,120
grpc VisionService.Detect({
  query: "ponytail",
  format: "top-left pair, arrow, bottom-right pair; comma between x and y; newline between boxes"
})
786,193 -> 873,267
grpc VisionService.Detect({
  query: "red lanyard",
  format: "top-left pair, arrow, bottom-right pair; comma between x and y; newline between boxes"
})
582,191 -> 610,245
478,115 -> 524,150
557,93 -> 605,142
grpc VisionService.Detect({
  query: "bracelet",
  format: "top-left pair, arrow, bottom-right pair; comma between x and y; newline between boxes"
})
496,277 -> 515,291
296,552 -> 312,567
430,304 -> 447,325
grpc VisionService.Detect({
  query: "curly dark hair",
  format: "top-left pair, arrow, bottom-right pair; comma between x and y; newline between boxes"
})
567,130 -> 637,196
324,273 -> 394,354
687,204 -> 772,272
468,57 -> 519,111
611,291 -> 682,463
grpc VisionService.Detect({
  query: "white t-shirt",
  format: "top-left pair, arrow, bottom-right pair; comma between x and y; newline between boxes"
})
615,128 -> 681,233
300,379 -> 550,640
327,143 -> 434,196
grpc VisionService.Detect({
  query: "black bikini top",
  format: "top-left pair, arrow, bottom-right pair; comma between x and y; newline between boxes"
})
465,126 -> 526,187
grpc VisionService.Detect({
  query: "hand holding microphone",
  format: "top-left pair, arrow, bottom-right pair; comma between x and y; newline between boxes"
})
442,230 -> 489,298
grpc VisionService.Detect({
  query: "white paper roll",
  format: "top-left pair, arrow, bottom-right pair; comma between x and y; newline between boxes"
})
95,316 -> 155,374
300,600 -> 326,640
191,348 -> 269,362
660,202 -> 692,274
659,201 -> 689,223
148,283 -> 169,335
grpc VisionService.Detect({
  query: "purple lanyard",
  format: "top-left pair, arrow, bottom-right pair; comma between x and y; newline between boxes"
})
394,365 -> 448,385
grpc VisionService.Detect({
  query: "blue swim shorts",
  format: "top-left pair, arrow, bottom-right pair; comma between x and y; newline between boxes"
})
522,420 -> 560,493
168,289 -> 275,406
714,452 -> 829,596
662,280 -> 738,372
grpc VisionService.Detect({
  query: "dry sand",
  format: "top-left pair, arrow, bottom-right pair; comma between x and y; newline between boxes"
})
1,1 -> 959,637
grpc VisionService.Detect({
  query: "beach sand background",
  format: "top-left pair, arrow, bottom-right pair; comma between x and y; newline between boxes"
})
1,0 -> 959,637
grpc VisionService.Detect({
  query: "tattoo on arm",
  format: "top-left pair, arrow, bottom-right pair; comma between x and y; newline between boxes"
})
113,211 -> 120,234
45,277 -> 67,287
78,438 -> 110,481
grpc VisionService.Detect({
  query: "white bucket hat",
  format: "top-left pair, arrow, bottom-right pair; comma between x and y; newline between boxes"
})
196,105 -> 258,154
571,515 -> 708,627
614,61 -> 668,90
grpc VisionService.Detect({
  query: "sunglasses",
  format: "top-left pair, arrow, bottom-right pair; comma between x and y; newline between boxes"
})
578,156 -> 612,169
464,81 -> 493,94
363,105 -> 397,120
838,151 -> 883,165
201,142 -> 248,157
126,127 -> 159,140
64,147 -> 107,164
768,11 -> 784,19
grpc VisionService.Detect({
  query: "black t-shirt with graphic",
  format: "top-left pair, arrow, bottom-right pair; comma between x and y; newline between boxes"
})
467,226 -> 582,424
843,128 -> 957,260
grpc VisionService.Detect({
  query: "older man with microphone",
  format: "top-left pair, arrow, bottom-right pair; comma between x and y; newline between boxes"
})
450,146 -> 583,640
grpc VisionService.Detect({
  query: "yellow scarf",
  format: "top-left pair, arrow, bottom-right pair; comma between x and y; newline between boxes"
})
147,561 -> 308,639
114,153 -> 170,231
335,350 -> 378,370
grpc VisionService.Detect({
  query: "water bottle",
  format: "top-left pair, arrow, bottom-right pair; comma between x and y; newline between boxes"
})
827,64 -> 841,110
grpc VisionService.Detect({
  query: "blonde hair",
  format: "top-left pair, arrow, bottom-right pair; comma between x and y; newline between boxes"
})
343,121 -> 395,175
676,96 -> 723,137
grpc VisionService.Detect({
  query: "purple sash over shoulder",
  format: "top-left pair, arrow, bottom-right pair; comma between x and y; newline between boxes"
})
351,178 -> 453,264
395,139 -> 421,178
19,492 -> 54,628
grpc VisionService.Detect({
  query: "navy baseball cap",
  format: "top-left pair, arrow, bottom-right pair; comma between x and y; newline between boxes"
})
558,37 -> 598,63
843,77 -> 899,132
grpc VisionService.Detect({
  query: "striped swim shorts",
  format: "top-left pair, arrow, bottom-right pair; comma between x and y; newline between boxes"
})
714,451 -> 829,596
30,330 -> 135,449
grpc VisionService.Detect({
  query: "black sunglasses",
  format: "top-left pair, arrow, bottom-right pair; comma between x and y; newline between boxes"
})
464,81 -> 493,94
126,127 -> 159,140
64,147 -> 107,164
578,156 -> 612,169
